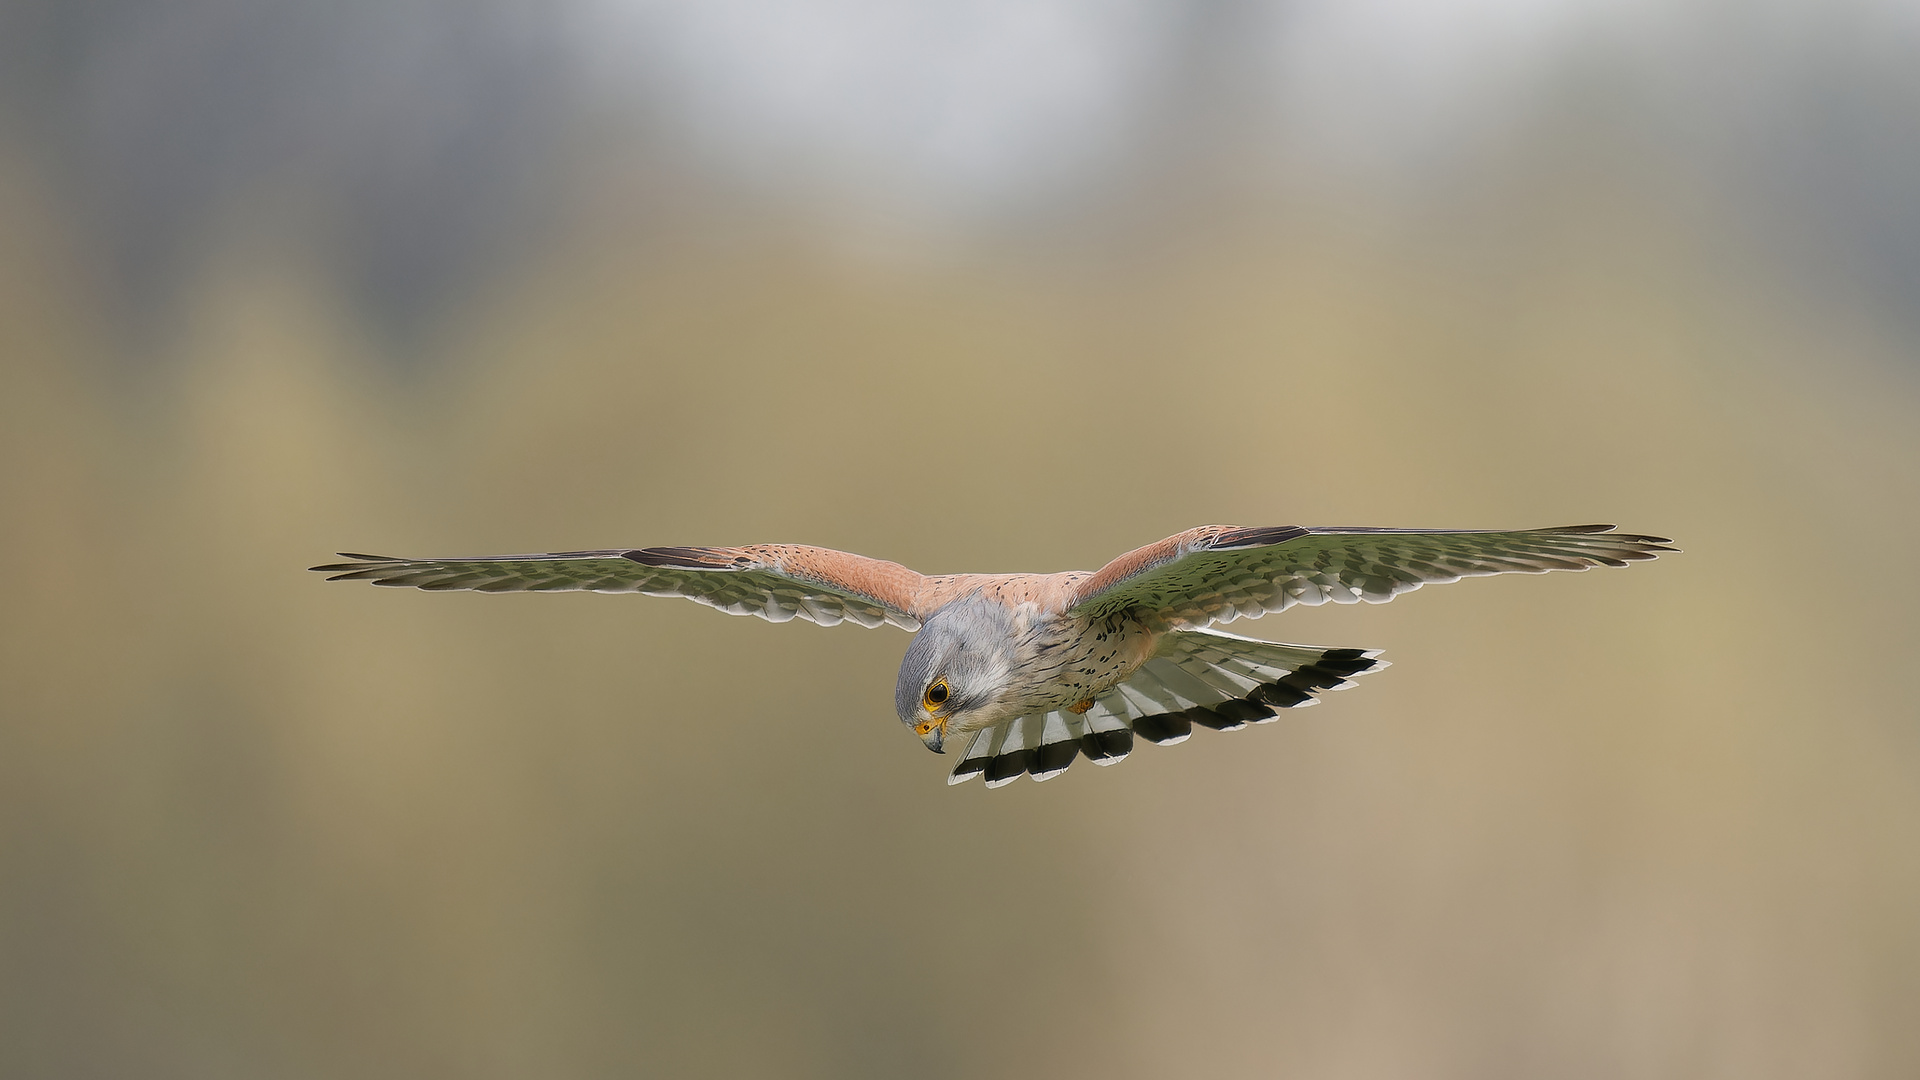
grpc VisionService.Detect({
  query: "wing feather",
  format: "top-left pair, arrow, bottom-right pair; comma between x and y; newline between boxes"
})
311,543 -> 927,630
1068,524 -> 1674,628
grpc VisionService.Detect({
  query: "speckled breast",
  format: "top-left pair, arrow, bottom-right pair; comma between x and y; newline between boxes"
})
1010,611 -> 1158,715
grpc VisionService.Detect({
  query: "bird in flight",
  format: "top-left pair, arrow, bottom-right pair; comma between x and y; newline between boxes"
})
313,524 -> 1672,788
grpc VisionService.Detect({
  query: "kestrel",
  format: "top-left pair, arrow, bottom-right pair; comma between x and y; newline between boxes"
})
313,524 -> 1672,788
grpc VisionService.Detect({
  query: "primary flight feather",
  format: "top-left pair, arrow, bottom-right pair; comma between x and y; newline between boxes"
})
313,524 -> 1673,788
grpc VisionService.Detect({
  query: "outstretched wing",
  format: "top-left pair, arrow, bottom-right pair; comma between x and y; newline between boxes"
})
1068,524 -> 1674,629
312,544 -> 927,629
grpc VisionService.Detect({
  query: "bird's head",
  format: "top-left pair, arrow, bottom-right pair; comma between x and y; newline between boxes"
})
894,593 -> 1021,753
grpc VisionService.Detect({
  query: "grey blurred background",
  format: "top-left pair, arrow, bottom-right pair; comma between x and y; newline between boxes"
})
2,1 -> 1917,1077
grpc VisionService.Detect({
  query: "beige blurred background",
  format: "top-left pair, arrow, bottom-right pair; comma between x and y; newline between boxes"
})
2,1 -> 1917,1077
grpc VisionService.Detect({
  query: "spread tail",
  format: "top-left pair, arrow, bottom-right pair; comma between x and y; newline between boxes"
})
948,628 -> 1387,788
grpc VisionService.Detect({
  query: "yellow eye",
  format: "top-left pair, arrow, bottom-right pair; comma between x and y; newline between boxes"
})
923,679 -> 950,709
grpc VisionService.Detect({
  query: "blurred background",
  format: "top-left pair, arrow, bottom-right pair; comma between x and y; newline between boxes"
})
2,1 -> 1917,1076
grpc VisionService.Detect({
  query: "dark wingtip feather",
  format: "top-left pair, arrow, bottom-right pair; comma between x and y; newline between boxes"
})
1545,525 -> 1678,548
623,546 -> 735,569
1211,524 -> 1310,549
1531,525 -> 1679,560
312,555 -> 399,574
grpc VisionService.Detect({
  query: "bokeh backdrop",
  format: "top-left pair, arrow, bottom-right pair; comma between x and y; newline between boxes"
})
2,1 -> 1917,1077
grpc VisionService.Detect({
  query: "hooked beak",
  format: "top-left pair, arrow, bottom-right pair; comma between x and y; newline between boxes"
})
914,716 -> 947,754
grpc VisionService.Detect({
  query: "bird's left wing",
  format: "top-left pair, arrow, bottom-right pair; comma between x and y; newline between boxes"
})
312,544 -> 927,629
1066,524 -> 1674,629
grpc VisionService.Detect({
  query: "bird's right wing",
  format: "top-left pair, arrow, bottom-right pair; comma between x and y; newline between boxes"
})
1066,524 -> 1675,629
311,543 -> 928,629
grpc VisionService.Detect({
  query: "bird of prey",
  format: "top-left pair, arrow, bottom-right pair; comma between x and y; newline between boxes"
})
313,524 -> 1672,788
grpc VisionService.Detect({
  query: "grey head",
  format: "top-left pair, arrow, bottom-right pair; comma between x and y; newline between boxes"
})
894,592 -> 1023,754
